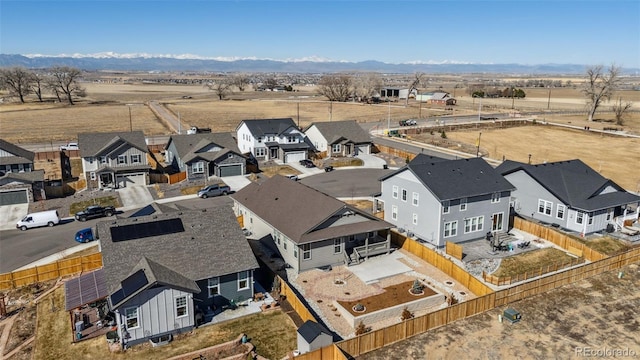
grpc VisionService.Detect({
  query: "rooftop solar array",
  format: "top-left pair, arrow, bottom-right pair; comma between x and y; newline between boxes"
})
109,269 -> 149,307
110,218 -> 185,242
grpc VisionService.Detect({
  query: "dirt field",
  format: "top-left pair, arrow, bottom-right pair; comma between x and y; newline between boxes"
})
360,263 -> 640,360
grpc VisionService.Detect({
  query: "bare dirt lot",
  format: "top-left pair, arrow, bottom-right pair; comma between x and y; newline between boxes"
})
360,263 -> 640,360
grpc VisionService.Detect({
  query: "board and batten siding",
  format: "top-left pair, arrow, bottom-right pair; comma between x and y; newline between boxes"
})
116,286 -> 194,346
298,238 -> 345,272
194,271 -> 255,309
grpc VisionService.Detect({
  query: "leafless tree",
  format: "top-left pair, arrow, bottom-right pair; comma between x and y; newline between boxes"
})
0,67 -> 33,103
230,73 -> 250,91
612,97 -> 633,125
405,72 -> 424,106
49,66 -> 85,105
30,72 -> 45,102
206,79 -> 232,100
352,72 -> 382,101
263,77 -> 278,91
582,64 -> 621,122
317,74 -> 353,102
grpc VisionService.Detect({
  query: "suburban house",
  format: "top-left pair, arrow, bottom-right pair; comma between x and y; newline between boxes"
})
297,320 -> 333,354
415,91 -> 456,105
78,131 -> 150,189
99,207 -> 259,347
377,154 -> 515,248
378,87 -> 416,99
231,175 -> 392,272
0,139 -> 46,205
236,118 -> 311,163
496,159 -> 640,235
164,132 -> 246,179
304,120 -> 372,157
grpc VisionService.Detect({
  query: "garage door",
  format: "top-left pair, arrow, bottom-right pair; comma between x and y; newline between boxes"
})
219,164 -> 243,177
0,189 -> 29,205
284,152 -> 306,164
116,173 -> 147,188
356,144 -> 370,155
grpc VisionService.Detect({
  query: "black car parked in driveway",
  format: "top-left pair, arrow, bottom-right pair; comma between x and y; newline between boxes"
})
299,159 -> 315,168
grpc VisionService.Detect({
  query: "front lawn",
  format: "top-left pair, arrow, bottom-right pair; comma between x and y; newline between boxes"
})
69,196 -> 120,215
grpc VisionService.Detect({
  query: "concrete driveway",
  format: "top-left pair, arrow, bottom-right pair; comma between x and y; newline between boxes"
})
117,186 -> 154,210
0,203 -> 29,230
222,175 -> 252,192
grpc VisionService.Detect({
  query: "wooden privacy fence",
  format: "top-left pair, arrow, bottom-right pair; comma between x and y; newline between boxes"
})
278,275 -> 317,324
168,171 -> 187,184
445,241 -> 463,260
390,231 -> 494,296
482,257 -> 585,286
34,151 -> 61,161
373,144 -> 417,161
513,217 -> 607,262
0,253 -> 103,291
294,344 -> 348,360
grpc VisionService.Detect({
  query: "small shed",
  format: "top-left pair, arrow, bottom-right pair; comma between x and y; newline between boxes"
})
297,320 -> 333,354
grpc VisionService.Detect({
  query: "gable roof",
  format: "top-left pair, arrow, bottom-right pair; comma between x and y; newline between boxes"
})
496,159 -> 640,211
298,320 -> 332,343
305,120 -> 371,144
0,139 -> 35,165
238,118 -> 299,137
231,175 -> 390,244
0,169 -> 45,183
382,155 -> 515,201
99,207 -> 259,294
167,133 -> 242,163
77,131 -> 148,157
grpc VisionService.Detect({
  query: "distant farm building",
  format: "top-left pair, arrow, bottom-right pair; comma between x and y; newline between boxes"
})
416,91 -> 456,105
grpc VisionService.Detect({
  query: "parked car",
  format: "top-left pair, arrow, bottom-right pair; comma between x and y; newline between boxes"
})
75,228 -> 95,243
285,174 -> 299,181
16,210 -> 60,231
399,119 -> 417,126
74,205 -> 115,221
60,142 -> 79,151
197,184 -> 231,198
299,159 -> 315,168
324,166 -> 334,172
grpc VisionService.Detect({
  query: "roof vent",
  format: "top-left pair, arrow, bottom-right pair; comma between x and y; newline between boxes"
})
275,197 -> 279,201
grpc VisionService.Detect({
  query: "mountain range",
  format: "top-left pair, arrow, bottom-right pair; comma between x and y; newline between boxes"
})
1,54 -> 637,74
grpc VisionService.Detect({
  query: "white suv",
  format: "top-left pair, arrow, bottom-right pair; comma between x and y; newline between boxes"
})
60,142 -> 79,151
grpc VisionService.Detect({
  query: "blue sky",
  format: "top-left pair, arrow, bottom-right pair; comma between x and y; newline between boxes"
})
1,0 -> 639,67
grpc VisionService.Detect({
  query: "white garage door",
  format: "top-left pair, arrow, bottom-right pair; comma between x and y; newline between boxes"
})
356,144 -> 370,155
116,173 -> 147,188
284,152 -> 306,164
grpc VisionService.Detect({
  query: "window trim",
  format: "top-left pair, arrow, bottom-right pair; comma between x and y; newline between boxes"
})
130,154 -> 141,164
460,198 -> 467,211
192,161 -> 205,174
255,147 -> 266,157
464,216 -> 485,234
443,200 -> 450,214
412,192 -> 419,206
332,144 -> 341,152
302,243 -> 311,260
444,220 -> 458,238
491,192 -> 500,203
492,212 -> 504,232
556,204 -> 566,219
124,307 -> 140,329
392,205 -> 398,220
175,296 -> 188,318
333,238 -> 343,254
237,270 -> 250,291
576,212 -> 584,225
412,213 -> 418,225
538,199 -> 553,216
392,185 -> 398,199
117,155 -> 127,165
401,189 -> 407,202
207,277 -> 220,298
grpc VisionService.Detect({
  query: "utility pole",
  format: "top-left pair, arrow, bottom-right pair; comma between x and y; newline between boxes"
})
128,106 -> 133,132
478,96 -> 483,122
297,101 -> 300,128
511,87 -> 515,109
387,98 -> 391,136
547,88 -> 551,110
476,132 -> 482,157
329,101 -> 333,121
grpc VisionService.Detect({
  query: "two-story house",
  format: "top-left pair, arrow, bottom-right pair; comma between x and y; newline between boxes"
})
235,118 -> 311,163
496,159 -> 640,235
304,120 -> 372,157
78,131 -> 150,189
378,154 -> 515,248
99,207 -> 259,347
231,175 -> 392,272
0,139 -> 45,205
164,133 -> 246,180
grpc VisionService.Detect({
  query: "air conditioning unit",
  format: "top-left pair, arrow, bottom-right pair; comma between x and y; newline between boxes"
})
407,231 -> 414,237
397,228 -> 405,233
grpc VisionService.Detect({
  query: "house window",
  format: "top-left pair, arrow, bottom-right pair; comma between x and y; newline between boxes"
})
443,201 -> 450,214
99,156 -> 107,164
90,172 -> 96,180
255,147 -> 266,157
275,231 -> 281,245
130,154 -> 141,164
588,213 -> 593,225
294,246 -> 298,258
392,186 -> 398,199
332,144 -> 341,153
227,153 -> 233,158
556,204 -> 565,219
302,243 -> 311,260
492,213 -> 504,231
392,205 -> 398,220
88,157 -> 94,164
334,238 -> 342,254
464,216 -> 484,233
412,213 -> 418,225
117,155 -> 127,165
401,189 -> 407,202
460,198 -> 467,211
257,137 -> 262,143
175,296 -> 188,318
237,271 -> 249,291
288,136 -> 295,143
606,208 -> 612,221
538,199 -> 552,216
412,192 -> 419,206
124,307 -> 139,329
192,161 -> 205,174
283,238 -> 287,250
207,277 -> 219,297
444,221 -> 458,238
576,212 -> 584,225
491,192 -> 500,203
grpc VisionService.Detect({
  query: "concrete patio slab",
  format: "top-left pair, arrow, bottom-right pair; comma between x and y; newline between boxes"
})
348,251 -> 413,284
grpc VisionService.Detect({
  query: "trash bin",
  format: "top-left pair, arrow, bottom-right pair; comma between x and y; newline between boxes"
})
383,164 -> 388,169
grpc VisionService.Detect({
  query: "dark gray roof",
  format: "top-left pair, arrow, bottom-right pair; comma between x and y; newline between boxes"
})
0,169 -> 45,183
99,207 -> 259,294
305,120 -> 372,145
496,159 -> 640,211
298,320 -> 331,343
231,175 -> 390,244
166,133 -> 242,163
0,139 -> 34,165
238,118 -> 299,137
77,131 -> 148,157
383,156 -> 515,201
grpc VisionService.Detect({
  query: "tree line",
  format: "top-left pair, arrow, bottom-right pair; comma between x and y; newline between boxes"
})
0,66 -> 85,105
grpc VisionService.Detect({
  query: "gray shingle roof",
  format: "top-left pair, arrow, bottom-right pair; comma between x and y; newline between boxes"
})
305,120 -> 372,145
167,133 -> 242,163
77,131 -> 148,157
0,169 -> 45,183
99,206 -> 259,293
384,156 -> 515,201
238,118 -> 299,137
0,139 -> 34,165
496,159 -> 640,211
231,175 -> 390,244
298,320 -> 331,343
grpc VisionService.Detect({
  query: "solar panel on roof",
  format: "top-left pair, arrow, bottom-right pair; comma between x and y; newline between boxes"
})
110,218 -> 185,242
129,205 -> 157,217
110,289 -> 126,306
109,269 -> 149,307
